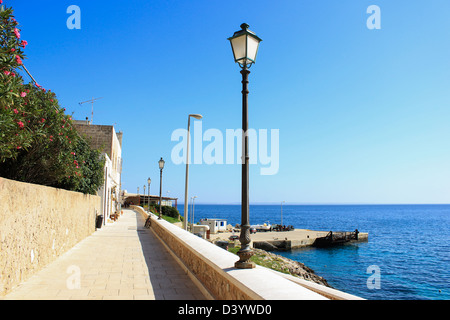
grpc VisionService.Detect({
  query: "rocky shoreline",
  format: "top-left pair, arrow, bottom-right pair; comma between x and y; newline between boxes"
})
251,248 -> 332,288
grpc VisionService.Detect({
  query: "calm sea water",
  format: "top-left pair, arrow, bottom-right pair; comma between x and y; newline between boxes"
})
178,204 -> 450,300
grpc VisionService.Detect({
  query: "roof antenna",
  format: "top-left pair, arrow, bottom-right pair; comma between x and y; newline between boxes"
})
79,97 -> 103,124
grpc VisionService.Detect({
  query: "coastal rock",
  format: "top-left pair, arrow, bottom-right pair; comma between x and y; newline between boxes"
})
252,248 -> 332,288
253,241 -> 278,251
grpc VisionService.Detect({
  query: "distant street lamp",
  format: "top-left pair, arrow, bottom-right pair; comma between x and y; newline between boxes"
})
147,177 -> 151,213
158,157 -> 165,219
228,23 -> 262,269
142,184 -> 145,212
143,185 -> 146,209
137,187 -> 139,205
191,196 -> 197,232
184,114 -> 203,230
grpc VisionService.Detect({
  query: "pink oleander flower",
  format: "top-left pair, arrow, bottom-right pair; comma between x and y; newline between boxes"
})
11,48 -> 15,52
14,28 -> 20,39
20,92 -> 26,97
3,70 -> 10,76
15,55 -> 23,65
20,40 -> 28,48
17,121 -> 24,128
13,108 -> 18,114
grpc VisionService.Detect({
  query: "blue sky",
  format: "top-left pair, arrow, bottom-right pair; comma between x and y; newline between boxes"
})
8,0 -> 450,204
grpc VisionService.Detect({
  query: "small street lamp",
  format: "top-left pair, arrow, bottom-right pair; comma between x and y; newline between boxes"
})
184,114 -> 203,230
143,185 -> 146,209
191,196 -> 197,232
137,187 -> 139,205
158,157 -> 165,219
228,23 -> 262,269
147,177 -> 151,213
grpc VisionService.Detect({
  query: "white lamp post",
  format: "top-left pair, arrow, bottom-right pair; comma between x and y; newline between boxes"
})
184,114 -> 203,230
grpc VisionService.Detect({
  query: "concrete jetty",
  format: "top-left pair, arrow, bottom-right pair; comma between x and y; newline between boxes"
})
211,229 -> 368,251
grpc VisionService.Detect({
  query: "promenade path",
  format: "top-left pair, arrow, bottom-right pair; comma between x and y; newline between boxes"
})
2,209 -> 206,300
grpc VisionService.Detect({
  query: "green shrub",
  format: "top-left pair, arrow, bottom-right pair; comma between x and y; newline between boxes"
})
150,205 -> 180,219
0,4 -> 104,195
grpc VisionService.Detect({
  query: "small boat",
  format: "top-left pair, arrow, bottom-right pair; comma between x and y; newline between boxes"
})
251,221 -> 272,232
313,230 -> 360,247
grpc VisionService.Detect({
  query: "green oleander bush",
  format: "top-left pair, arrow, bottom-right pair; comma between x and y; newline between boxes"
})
0,4 -> 104,194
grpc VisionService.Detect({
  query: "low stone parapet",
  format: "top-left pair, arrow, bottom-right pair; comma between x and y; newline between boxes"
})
132,206 -> 363,300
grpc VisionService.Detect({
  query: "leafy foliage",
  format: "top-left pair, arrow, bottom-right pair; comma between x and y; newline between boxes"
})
0,4 -> 104,194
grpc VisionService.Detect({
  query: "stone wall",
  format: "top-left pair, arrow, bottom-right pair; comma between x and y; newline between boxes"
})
132,206 -> 343,300
73,123 -> 114,158
0,178 -> 101,296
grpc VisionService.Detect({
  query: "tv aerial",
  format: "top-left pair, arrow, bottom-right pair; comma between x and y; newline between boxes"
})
79,97 -> 103,124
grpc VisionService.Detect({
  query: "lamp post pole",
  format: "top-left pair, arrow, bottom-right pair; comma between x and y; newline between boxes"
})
158,158 -> 165,220
236,65 -> 254,269
228,23 -> 262,269
184,114 -> 203,230
143,185 -> 146,210
191,196 -> 197,232
147,178 -> 151,213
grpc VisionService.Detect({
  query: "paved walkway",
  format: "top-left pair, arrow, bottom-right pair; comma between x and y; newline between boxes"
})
2,209 -> 206,300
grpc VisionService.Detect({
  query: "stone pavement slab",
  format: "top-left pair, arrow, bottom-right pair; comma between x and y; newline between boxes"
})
1,209 -> 206,300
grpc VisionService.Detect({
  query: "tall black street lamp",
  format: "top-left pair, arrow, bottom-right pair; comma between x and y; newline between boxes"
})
147,177 -> 151,213
158,157 -> 165,219
228,23 -> 262,269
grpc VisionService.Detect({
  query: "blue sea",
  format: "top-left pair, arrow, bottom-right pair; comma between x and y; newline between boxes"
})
178,204 -> 450,300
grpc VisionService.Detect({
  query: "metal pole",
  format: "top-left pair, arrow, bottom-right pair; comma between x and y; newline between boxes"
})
159,168 -> 163,219
235,67 -> 255,269
143,185 -> 146,210
184,116 -> 191,230
192,196 -> 196,231
190,197 -> 193,232
148,182 -> 150,213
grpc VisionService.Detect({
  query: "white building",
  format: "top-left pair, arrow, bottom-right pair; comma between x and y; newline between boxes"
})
74,121 -> 123,223
199,218 -> 227,234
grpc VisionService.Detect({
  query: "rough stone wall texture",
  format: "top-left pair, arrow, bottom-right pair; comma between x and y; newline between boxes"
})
132,206 -> 257,300
152,221 -> 255,300
0,178 -> 101,296
73,124 -> 113,158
